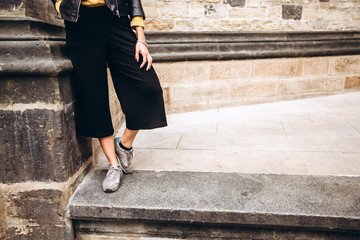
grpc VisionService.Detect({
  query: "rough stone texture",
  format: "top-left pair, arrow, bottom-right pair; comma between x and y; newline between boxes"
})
69,170 -> 360,237
0,0 -> 23,11
3,189 -> 70,240
227,0 -> 245,8
231,80 -> 278,97
0,0 -> 63,26
0,0 -> 24,16
146,31 -> 360,61
153,55 -> 360,113
228,8 -> 266,18
0,18 -> 93,183
0,76 -> 61,105
169,82 -> 231,104
282,4 -> 303,20
254,58 -> 303,78
330,55 -> 360,74
303,57 -> 330,75
142,0 -> 360,31
278,77 -> 343,95
209,61 -> 252,80
0,10 -> 99,240
0,108 -> 92,183
345,76 -> 360,88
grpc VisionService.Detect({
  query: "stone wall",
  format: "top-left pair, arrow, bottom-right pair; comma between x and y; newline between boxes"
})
142,0 -> 360,31
0,8 -> 122,238
155,54 -> 360,113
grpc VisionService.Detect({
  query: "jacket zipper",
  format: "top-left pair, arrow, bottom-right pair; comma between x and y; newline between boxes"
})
75,0 -> 81,22
115,0 -> 120,17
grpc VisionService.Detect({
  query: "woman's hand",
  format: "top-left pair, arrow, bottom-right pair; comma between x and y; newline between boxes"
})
134,26 -> 152,71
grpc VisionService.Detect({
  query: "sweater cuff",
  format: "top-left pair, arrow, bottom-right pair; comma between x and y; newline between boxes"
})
130,16 -> 145,29
55,0 -> 62,15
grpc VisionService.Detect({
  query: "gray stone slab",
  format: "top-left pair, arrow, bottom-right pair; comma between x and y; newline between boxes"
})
69,170 -> 360,232
133,133 -> 182,149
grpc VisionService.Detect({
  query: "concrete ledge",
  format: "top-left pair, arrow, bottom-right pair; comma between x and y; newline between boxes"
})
69,170 -> 360,235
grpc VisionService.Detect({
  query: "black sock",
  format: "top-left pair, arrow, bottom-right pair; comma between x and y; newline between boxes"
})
120,141 -> 132,151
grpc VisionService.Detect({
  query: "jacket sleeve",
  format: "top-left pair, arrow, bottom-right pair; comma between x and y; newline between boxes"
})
126,0 -> 146,20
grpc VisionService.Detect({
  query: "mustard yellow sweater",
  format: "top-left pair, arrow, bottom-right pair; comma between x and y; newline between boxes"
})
55,0 -> 144,29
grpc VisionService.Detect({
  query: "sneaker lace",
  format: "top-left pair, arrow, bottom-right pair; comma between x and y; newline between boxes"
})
106,167 -> 118,181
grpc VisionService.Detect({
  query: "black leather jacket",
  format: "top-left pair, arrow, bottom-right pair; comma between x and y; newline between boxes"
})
51,0 -> 145,22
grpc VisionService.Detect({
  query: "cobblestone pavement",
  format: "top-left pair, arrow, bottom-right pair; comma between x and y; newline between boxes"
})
103,91 -> 360,176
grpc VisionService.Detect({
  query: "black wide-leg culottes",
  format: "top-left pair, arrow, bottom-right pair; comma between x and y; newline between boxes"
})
64,6 -> 167,138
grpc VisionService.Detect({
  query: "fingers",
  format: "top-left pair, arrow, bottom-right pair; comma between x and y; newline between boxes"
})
146,55 -> 153,71
136,43 -> 153,71
135,45 -> 140,62
140,51 -> 147,69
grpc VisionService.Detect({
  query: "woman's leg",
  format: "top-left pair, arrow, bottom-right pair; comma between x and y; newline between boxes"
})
113,128 -> 138,174
98,135 -> 118,166
120,128 -> 139,148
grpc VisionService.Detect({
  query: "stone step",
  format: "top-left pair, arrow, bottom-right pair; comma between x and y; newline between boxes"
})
68,170 -> 360,239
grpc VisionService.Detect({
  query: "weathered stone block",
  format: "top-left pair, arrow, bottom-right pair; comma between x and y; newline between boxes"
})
282,4 -> 303,20
154,62 -> 209,84
142,1 -> 158,18
304,57 -> 329,75
209,61 -> 252,80
24,0 -> 62,25
345,76 -> 360,88
303,8 -> 326,20
246,0 -> 261,8
227,0 -> 245,8
192,18 -> 221,30
109,92 -> 121,121
220,19 -> 248,30
231,80 -> 278,97
190,2 -> 204,18
228,8 -> 266,18
254,58 -> 303,78
174,20 -> 195,31
162,86 -> 170,105
278,77 -> 343,95
267,6 -> 282,19
3,189 -> 72,240
330,56 -> 360,74
144,18 -> 174,31
170,82 -> 231,104
159,2 -> 190,18
0,108 -> 92,183
0,77 -> 60,106
0,0 -> 23,11
204,4 -> 227,18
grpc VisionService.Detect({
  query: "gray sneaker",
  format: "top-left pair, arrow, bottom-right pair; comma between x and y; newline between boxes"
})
102,165 -> 123,192
114,137 -> 134,174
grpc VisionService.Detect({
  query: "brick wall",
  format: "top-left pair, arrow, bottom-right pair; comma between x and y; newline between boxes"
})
142,0 -> 360,31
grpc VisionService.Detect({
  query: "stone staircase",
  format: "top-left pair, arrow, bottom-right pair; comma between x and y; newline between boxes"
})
68,170 -> 360,239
